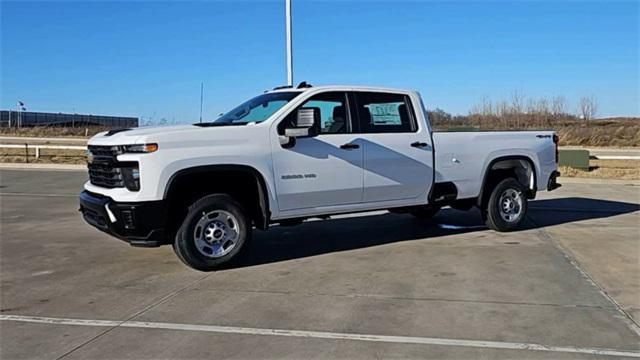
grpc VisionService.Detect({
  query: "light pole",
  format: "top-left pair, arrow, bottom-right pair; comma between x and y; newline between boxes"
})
17,101 -> 26,127
285,0 -> 293,86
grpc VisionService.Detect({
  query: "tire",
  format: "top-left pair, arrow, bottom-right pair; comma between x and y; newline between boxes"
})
410,205 -> 441,219
484,178 -> 528,232
174,194 -> 251,271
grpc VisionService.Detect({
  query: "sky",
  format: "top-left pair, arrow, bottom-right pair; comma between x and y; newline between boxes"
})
1,0 -> 638,124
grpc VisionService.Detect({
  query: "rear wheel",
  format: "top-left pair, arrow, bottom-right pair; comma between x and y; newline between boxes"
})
484,178 -> 528,232
174,194 -> 251,271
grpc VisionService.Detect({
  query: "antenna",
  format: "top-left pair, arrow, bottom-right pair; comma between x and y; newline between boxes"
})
199,82 -> 204,123
285,0 -> 293,86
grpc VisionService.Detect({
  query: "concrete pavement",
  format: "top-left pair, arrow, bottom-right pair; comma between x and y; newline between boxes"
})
1,169 -> 638,359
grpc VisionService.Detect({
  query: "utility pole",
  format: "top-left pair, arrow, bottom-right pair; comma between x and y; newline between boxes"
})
199,82 -> 204,123
285,0 -> 293,86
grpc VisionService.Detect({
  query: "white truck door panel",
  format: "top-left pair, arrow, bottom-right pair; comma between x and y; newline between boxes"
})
362,134 -> 432,202
272,136 -> 363,211
352,91 -> 433,203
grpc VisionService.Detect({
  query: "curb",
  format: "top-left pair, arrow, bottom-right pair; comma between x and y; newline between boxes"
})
559,177 -> 640,186
0,163 -> 85,171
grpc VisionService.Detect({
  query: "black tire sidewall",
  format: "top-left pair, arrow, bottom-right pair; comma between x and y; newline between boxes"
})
486,178 -> 528,232
174,194 -> 250,271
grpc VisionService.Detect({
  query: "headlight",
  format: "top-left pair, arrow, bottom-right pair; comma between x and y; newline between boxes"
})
122,143 -> 158,153
121,166 -> 141,191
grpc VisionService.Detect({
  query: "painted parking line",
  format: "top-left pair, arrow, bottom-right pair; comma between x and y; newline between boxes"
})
2,314 -> 639,358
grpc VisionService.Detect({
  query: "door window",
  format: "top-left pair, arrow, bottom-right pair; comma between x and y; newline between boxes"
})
279,92 -> 350,135
354,92 -> 417,133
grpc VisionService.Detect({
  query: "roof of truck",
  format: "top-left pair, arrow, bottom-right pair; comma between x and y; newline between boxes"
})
268,83 -> 415,94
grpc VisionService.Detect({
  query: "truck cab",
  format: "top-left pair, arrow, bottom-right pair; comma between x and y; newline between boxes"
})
80,83 -> 560,271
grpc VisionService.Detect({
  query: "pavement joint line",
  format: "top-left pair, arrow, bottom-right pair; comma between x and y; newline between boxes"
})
203,287 -> 618,310
528,216 -> 640,338
54,272 -> 215,360
2,314 -> 639,358
529,206 -> 638,214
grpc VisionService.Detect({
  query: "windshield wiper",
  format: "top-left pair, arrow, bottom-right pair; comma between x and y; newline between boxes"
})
193,122 -> 250,127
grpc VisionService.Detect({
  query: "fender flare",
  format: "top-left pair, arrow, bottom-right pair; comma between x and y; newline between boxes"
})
163,164 -> 271,229
477,155 -> 537,207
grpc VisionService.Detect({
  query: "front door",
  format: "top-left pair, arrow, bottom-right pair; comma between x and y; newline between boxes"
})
271,92 -> 364,212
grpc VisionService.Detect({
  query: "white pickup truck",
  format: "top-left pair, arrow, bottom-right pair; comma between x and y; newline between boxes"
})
80,83 -> 560,271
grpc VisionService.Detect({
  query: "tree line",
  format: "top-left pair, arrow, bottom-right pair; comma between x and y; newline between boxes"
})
428,94 -> 599,130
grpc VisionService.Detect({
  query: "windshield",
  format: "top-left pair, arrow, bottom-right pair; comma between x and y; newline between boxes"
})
203,92 -> 301,125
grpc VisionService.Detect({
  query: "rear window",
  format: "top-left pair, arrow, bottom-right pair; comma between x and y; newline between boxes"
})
353,92 -> 417,133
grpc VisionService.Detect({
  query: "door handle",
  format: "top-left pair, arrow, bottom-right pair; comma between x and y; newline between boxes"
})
340,143 -> 360,150
411,141 -> 429,148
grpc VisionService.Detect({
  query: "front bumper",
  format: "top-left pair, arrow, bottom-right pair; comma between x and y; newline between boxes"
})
79,190 -> 168,247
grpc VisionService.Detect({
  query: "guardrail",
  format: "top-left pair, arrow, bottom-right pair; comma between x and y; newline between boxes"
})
0,144 -> 86,163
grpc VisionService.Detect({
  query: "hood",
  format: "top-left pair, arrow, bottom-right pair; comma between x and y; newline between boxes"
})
87,123 -> 263,146
93,125 -> 195,139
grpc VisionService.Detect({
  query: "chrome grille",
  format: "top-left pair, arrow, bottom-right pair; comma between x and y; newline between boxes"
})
87,145 -> 124,188
87,145 -> 121,161
88,164 -> 124,188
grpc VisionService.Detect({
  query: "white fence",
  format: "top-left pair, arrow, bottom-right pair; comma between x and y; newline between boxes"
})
0,144 -> 86,161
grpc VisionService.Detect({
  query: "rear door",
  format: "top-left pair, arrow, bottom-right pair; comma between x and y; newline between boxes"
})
353,91 -> 434,203
271,91 -> 364,212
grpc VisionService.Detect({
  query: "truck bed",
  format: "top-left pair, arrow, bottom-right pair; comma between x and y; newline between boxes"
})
432,131 -> 557,199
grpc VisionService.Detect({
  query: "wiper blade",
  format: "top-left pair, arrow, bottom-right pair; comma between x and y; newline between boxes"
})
193,122 -> 248,127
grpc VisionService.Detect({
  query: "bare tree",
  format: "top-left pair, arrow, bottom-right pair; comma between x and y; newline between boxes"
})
551,96 -> 566,115
510,91 -> 525,128
479,95 -> 493,116
427,108 -> 452,126
496,100 -> 509,127
466,92 -> 584,130
529,98 -> 550,128
579,96 -> 598,121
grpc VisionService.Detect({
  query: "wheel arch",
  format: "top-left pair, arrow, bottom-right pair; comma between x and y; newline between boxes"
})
163,164 -> 271,230
477,155 -> 537,208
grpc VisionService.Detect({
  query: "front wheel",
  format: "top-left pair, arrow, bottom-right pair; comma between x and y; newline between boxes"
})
174,194 -> 251,271
484,178 -> 528,232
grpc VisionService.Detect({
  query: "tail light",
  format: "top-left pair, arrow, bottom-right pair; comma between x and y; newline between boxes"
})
553,134 -> 559,163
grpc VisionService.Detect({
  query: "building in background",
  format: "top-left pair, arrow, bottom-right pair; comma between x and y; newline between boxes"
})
0,110 -> 138,128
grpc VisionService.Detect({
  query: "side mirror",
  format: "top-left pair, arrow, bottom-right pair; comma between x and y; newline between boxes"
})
284,107 -> 319,138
